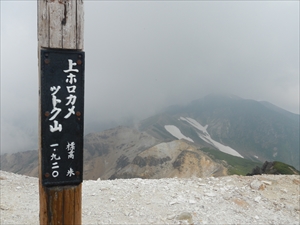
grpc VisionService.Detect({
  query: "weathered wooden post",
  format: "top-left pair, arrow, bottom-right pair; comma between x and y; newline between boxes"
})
38,1 -> 84,224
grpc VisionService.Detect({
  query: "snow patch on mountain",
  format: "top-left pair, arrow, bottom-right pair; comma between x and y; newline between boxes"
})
180,117 -> 244,158
180,117 -> 209,135
164,125 -> 194,143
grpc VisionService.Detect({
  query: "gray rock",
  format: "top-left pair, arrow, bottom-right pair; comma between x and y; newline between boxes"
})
205,192 -> 216,197
250,180 -> 265,190
254,196 -> 261,203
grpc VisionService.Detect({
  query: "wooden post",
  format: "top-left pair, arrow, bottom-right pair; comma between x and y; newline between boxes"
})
38,1 -> 84,224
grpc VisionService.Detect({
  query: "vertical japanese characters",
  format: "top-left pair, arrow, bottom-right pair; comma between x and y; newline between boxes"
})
41,50 -> 84,186
48,59 -> 79,179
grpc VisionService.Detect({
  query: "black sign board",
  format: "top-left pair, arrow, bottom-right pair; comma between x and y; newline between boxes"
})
40,49 -> 84,186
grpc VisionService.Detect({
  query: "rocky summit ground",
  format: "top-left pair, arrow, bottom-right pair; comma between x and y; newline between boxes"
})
0,170 -> 299,224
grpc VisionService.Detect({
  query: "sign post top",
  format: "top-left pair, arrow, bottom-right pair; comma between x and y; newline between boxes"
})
38,0 -> 84,50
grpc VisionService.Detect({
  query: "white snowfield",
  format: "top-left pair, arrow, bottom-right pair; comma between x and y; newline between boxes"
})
179,117 -> 244,158
180,117 -> 209,135
164,125 -> 194,143
1,171 -> 300,225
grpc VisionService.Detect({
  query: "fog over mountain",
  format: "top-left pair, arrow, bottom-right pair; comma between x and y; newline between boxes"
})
1,1 -> 299,154
1,94 -> 299,177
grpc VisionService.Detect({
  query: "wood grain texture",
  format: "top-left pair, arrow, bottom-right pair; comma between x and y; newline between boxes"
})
76,1 -> 84,50
39,185 -> 81,225
49,187 -> 64,224
63,186 -> 76,225
74,184 -> 82,225
39,180 -> 48,225
38,0 -> 84,49
38,1 -> 84,224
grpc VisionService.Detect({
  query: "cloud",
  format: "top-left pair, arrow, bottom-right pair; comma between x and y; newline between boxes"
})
0,1 -> 299,153
0,121 -> 37,153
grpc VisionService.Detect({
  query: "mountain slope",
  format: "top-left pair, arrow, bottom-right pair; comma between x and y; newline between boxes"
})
1,94 -> 298,178
110,140 -> 227,179
139,94 -> 299,169
80,126 -> 160,179
0,150 -> 38,177
0,126 -> 161,180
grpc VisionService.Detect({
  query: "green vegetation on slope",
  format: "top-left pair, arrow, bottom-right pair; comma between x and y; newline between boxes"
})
200,147 -> 262,175
272,161 -> 300,175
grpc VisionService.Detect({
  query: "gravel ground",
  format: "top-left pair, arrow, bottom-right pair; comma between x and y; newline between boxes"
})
0,170 -> 299,224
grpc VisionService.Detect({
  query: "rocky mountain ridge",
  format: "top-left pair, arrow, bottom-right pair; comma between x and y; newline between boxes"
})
110,140 -> 227,179
1,94 -> 299,179
0,127 -> 229,180
139,94 -> 299,169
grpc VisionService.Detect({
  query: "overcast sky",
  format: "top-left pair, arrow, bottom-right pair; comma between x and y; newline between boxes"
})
1,1 -> 299,154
